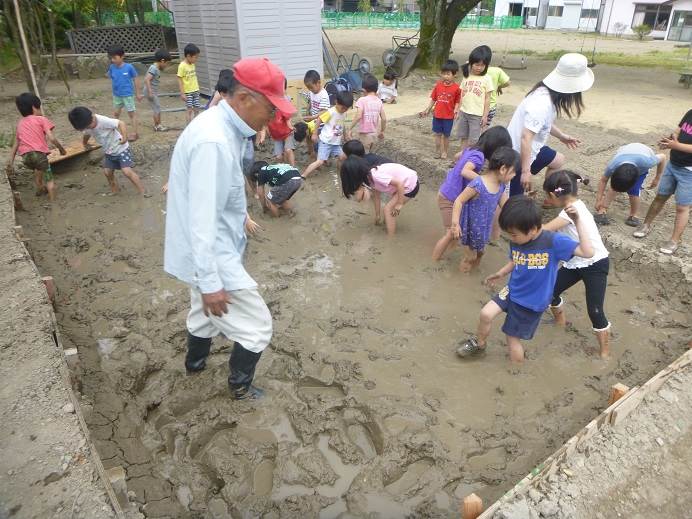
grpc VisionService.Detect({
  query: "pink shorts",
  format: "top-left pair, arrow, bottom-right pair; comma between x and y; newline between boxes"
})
437,192 -> 454,228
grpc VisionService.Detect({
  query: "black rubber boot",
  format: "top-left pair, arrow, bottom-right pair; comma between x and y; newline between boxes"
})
228,342 -> 264,400
185,332 -> 212,374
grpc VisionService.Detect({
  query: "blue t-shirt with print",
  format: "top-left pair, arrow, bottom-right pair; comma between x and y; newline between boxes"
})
508,230 -> 578,312
108,63 -> 138,97
604,143 -> 659,178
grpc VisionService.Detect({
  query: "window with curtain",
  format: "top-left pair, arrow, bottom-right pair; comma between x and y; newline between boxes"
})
548,6 -> 564,16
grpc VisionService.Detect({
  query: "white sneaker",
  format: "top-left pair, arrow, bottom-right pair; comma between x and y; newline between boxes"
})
632,223 -> 651,238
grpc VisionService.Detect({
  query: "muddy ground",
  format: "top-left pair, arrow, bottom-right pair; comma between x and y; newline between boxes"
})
1,28 -> 691,517
4,61 -> 690,517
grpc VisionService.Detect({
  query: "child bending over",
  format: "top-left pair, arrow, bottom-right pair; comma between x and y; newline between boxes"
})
250,161 -> 304,217
451,147 -> 517,272
594,143 -> 666,227
7,93 -> 66,201
340,156 -> 419,236
342,139 -> 392,168
544,170 -> 612,358
457,195 -> 593,363
68,106 -> 147,196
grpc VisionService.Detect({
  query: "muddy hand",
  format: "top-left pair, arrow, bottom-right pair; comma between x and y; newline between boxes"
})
202,289 -> 231,317
484,273 -> 502,288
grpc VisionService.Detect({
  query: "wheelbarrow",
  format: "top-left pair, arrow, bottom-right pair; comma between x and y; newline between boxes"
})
382,30 -> 420,79
322,28 -> 372,91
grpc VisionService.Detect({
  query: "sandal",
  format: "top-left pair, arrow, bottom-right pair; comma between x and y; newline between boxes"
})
633,223 -> 651,238
625,216 -> 641,227
456,337 -> 485,358
659,241 -> 679,255
593,213 -> 611,226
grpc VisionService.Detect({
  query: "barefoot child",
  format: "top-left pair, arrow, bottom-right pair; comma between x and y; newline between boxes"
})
377,72 -> 398,104
543,170 -> 611,359
432,126 -> 512,260
177,43 -> 201,123
7,93 -> 66,201
348,74 -> 386,152
457,196 -> 593,363
107,45 -> 142,140
143,48 -> 172,132
451,147 -> 517,272
68,106 -> 147,196
302,91 -> 353,178
340,156 -> 419,236
480,46 -> 510,126
250,161 -> 304,217
455,46 -> 493,150
419,60 -> 460,159
594,143 -> 666,227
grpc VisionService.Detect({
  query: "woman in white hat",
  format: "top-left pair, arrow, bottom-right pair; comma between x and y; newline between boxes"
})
507,53 -> 594,197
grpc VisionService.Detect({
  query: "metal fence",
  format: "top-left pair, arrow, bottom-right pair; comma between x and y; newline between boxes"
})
321,12 -> 523,30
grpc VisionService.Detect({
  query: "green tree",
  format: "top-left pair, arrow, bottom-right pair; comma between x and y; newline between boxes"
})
416,0 -> 478,70
632,24 -> 651,40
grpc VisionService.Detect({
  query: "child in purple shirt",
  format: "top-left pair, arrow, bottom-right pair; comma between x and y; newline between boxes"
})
433,126 -> 512,261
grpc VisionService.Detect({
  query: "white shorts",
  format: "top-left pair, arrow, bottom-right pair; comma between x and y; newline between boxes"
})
186,287 -> 272,353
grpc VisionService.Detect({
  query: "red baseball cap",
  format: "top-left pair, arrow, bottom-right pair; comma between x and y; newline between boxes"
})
233,58 -> 296,115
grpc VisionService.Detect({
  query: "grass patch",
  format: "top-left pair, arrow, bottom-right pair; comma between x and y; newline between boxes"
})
0,43 -> 21,74
508,47 -> 690,71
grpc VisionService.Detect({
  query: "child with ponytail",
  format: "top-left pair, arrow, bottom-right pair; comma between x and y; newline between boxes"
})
543,170 -> 612,359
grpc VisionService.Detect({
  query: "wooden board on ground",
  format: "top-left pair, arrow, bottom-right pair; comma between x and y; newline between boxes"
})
48,142 -> 101,165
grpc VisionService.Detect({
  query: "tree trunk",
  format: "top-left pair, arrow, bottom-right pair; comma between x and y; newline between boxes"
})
416,0 -> 478,70
3,0 -> 33,91
124,0 -> 137,24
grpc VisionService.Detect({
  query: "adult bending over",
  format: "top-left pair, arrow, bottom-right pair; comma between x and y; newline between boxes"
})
507,53 -> 594,197
164,58 -> 295,400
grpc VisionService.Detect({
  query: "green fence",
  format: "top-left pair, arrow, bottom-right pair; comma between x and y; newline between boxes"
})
321,12 -> 522,30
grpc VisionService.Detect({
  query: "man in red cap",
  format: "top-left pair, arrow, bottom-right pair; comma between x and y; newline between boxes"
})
164,58 -> 295,400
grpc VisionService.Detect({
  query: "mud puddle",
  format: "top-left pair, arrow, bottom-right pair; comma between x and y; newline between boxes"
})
15,121 -> 690,517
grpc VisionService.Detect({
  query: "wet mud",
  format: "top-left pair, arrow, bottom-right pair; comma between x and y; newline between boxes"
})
15,116 -> 691,518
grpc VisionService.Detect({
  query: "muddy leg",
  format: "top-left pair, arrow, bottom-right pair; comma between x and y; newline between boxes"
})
434,134 -> 441,157
671,204 -> 690,243
642,194 -> 671,226
459,247 -> 478,273
432,229 -> 454,261
506,335 -> 524,363
595,328 -> 610,359
120,166 -> 145,195
46,180 -> 56,201
104,168 -> 120,193
477,300 -> 503,348
34,169 -> 45,193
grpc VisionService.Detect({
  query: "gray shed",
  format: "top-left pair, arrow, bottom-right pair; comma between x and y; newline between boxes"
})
171,0 -> 323,95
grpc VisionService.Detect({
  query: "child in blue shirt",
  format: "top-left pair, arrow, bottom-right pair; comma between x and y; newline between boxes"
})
457,196 -> 594,363
107,45 -> 141,141
594,143 -> 666,227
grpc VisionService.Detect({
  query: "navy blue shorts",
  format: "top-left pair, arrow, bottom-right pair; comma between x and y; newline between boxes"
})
432,117 -> 454,137
509,145 -> 558,196
492,290 -> 543,340
627,172 -> 648,197
103,149 -> 134,170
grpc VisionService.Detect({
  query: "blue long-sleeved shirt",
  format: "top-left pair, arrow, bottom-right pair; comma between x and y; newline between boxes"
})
164,102 -> 256,293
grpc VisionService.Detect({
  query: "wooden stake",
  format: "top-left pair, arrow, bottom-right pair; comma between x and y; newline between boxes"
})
13,225 -> 23,240
608,383 -> 629,406
12,191 -> 24,211
12,0 -> 39,95
41,276 -> 56,304
462,493 -> 483,519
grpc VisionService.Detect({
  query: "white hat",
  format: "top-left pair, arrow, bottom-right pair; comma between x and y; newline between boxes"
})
543,53 -> 594,94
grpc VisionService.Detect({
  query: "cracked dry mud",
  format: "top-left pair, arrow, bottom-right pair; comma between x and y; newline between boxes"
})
14,112 -> 691,518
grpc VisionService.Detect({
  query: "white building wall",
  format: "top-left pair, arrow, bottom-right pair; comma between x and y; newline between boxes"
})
494,0 -> 512,16
236,0 -> 322,81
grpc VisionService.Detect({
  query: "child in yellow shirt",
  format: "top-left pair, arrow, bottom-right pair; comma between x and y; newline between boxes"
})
455,46 -> 494,151
177,43 -> 201,123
